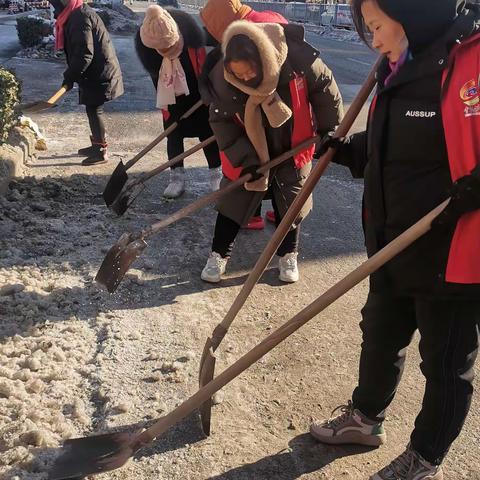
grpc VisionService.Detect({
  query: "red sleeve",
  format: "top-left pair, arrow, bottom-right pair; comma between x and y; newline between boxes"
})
244,10 -> 288,24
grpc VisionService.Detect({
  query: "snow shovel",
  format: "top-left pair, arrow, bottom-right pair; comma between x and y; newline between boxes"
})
18,85 -> 68,114
95,136 -> 320,293
197,58 -> 381,436
103,100 -> 204,207
109,136 -> 215,216
48,198 -> 449,480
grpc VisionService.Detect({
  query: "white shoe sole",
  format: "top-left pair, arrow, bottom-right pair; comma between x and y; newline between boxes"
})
279,272 -> 299,283
163,189 -> 185,199
370,468 -> 443,480
201,271 -> 222,283
310,427 -> 386,447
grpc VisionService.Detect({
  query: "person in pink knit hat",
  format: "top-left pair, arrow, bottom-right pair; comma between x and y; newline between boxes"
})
136,5 -> 221,199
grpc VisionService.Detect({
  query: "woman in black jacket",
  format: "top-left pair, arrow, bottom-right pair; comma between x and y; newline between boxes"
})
136,6 -> 221,199
310,1 -> 480,479
48,0 -> 123,165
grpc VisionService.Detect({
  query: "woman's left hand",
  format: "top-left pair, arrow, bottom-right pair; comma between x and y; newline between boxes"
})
431,174 -> 480,230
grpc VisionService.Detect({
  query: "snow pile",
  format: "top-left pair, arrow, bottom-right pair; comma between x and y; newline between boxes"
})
16,43 -> 62,61
0,176 -> 116,479
0,320 -> 97,479
93,5 -> 139,34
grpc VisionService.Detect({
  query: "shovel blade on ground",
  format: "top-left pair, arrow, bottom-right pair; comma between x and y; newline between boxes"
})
95,233 -> 147,293
19,101 -> 57,114
103,161 -> 128,206
198,339 -> 216,436
109,183 -> 145,217
48,431 -> 138,479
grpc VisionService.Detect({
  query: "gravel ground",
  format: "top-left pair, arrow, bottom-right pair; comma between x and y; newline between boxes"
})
0,18 -> 479,480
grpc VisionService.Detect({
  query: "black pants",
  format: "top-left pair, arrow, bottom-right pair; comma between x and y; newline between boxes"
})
85,104 -> 106,142
212,195 -> 300,258
167,131 -> 221,170
352,292 -> 480,465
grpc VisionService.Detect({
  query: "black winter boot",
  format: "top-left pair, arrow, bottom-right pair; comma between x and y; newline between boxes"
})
77,136 -> 97,156
81,142 -> 108,166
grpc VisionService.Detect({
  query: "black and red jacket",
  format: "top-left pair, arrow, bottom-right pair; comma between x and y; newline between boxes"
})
335,7 -> 480,298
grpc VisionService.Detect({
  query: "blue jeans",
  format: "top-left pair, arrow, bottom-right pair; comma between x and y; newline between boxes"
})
352,293 -> 480,465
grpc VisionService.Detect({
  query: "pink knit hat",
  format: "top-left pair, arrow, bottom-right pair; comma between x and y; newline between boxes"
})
140,5 -> 180,51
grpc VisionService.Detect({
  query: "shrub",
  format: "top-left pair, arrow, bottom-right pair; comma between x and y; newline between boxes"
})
16,16 -> 53,49
0,68 -> 21,144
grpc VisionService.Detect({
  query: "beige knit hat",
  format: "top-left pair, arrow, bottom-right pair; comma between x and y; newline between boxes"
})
140,5 -> 180,52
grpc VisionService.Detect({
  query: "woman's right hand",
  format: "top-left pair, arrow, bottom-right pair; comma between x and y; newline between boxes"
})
315,132 -> 347,159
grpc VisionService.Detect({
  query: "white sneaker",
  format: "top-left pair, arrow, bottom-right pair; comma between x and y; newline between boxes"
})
310,401 -> 386,447
278,252 -> 299,283
201,252 -> 228,283
209,166 -> 222,191
163,168 -> 186,199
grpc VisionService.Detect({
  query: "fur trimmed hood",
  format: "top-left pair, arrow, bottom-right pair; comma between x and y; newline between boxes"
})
222,21 -> 287,96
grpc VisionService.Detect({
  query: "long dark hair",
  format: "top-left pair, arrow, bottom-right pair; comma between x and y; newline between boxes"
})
350,0 -> 373,45
223,34 -> 263,77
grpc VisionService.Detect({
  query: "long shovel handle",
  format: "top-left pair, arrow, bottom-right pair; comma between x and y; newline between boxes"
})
139,136 -> 320,240
129,136 -> 215,187
209,58 -> 381,349
124,100 -> 204,171
48,86 -> 68,104
133,198 -> 449,447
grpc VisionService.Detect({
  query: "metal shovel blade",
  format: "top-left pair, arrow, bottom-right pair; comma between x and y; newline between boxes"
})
95,233 -> 147,293
19,100 -> 58,114
48,431 -> 139,479
103,160 -> 128,206
198,339 -> 216,436
109,183 -> 145,217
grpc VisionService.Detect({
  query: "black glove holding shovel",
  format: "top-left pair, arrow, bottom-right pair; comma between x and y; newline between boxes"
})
432,167 -> 480,230
314,131 -> 348,159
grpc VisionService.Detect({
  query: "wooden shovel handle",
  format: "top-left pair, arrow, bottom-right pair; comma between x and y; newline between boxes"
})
210,57 -> 382,347
131,136 -> 215,187
48,86 -> 68,104
133,198 -> 449,447
124,100 -> 204,170
140,136 -> 320,240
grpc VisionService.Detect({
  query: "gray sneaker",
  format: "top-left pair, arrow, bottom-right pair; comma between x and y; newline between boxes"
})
371,445 -> 443,480
310,401 -> 386,447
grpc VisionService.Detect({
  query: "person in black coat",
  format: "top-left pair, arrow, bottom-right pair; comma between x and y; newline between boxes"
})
310,1 -> 480,479
48,0 -> 124,165
136,6 -> 221,199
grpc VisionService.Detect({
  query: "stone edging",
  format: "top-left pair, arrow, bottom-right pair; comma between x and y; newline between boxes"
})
0,126 -> 38,195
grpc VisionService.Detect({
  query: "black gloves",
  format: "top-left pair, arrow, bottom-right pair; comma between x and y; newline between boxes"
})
315,132 -> 347,159
241,165 -> 264,182
62,80 -> 74,91
432,173 -> 480,230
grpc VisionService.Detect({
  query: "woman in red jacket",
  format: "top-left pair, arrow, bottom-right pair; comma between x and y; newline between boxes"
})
310,1 -> 480,479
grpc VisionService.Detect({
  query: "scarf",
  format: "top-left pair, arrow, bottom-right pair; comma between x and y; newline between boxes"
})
223,21 -> 291,191
54,0 -> 83,51
384,49 -> 412,85
156,36 -> 190,110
